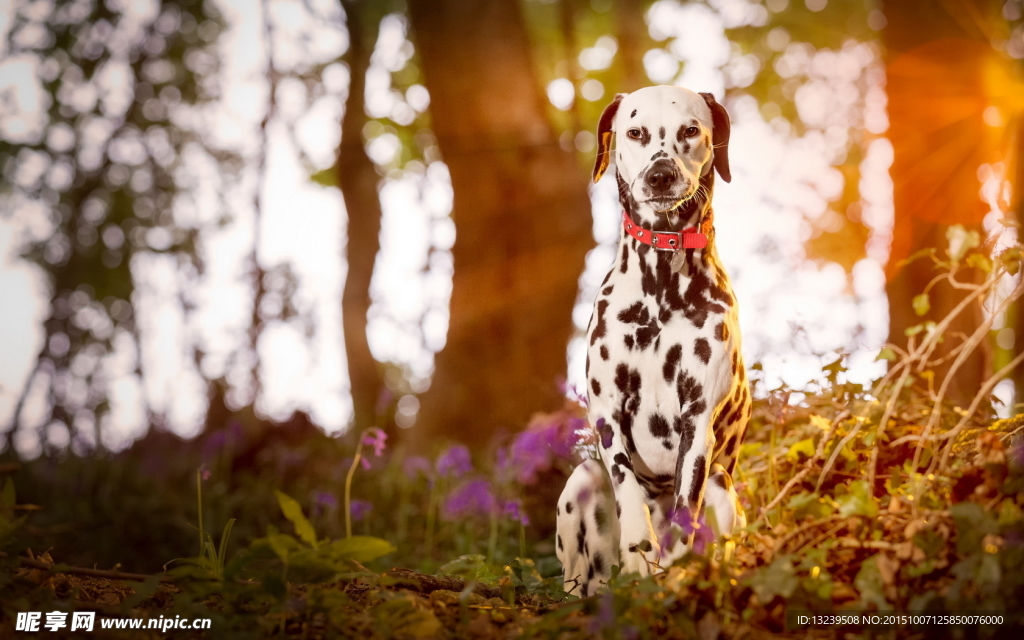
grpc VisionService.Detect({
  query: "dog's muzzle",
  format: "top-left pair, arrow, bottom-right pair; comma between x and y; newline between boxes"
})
645,159 -> 678,194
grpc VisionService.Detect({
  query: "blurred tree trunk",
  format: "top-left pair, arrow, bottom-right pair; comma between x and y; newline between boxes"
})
339,1 -> 385,432
882,0 -> 997,406
406,0 -> 592,448
614,0 -> 653,92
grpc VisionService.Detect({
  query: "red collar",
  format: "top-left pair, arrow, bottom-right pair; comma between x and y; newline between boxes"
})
622,211 -> 708,250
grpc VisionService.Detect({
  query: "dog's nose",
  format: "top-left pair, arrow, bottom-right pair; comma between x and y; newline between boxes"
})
645,161 -> 678,192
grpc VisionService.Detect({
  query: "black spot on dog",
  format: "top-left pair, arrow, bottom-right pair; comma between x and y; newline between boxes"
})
663,344 -> 682,382
689,454 -> 707,507
602,285 -> 614,296
649,413 -> 670,438
694,338 -> 711,364
613,452 -> 633,471
623,334 -> 634,349
639,127 -> 651,147
577,529 -> 585,554
616,501 -> 621,518
565,502 -> 574,514
587,564 -> 595,581
613,362 -> 642,452
620,242 -> 629,273
597,418 -> 614,448
711,472 -> 730,490
594,505 -> 608,533
659,126 -> 665,140
628,540 -> 653,553
600,345 -> 609,360
715,321 -> 728,341
618,301 -> 646,324
591,378 -> 601,397
590,300 -> 609,346
630,109 -> 637,118
611,464 -> 625,485
593,552 -> 605,574
557,535 -> 563,551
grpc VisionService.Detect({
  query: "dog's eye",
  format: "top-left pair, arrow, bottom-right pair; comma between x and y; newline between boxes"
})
685,126 -> 700,138
626,128 -> 643,140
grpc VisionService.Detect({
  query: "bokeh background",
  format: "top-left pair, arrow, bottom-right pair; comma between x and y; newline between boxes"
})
0,0 -> 1022,570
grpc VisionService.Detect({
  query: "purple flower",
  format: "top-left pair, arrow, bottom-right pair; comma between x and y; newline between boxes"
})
507,418 -> 579,485
442,479 -> 497,520
350,499 -> 373,522
589,591 -> 616,632
362,427 -> 388,457
666,507 -> 714,554
568,384 -> 589,408
313,491 -> 338,510
403,455 -> 432,480
503,499 -> 530,526
436,445 -> 473,478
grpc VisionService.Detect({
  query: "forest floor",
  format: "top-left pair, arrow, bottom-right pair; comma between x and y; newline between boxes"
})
3,381 -> 1024,638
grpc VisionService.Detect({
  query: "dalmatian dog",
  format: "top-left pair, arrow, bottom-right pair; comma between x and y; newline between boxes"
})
556,86 -> 750,597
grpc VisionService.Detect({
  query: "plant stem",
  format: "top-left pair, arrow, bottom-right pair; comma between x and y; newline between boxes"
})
425,480 -> 438,559
487,510 -> 498,564
196,469 -> 204,557
519,522 -> 526,560
344,432 -> 367,539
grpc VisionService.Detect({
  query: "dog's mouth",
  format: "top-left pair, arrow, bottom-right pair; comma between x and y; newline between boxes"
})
646,187 -> 698,213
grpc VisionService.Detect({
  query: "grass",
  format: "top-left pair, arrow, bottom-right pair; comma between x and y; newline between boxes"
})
1,229 -> 1024,637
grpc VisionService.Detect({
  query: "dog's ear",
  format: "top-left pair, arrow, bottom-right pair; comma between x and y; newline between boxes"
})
593,93 -> 624,183
699,92 -> 731,183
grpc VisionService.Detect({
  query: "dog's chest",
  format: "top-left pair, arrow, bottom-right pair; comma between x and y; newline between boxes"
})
586,241 -> 738,473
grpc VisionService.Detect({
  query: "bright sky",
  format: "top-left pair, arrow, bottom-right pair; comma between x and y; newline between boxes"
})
0,0 -> 917,456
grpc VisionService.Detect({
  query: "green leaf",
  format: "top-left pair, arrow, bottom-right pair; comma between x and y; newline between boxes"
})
836,480 -> 878,518
912,293 -> 930,316
854,555 -> 890,610
897,247 -> 936,268
275,491 -> 318,548
786,438 -> 815,461
875,347 -> 897,361
309,166 -> 338,188
328,536 -> 396,563
966,252 -> 993,272
786,491 -> 835,519
265,531 -> 301,561
950,502 -> 999,554
438,554 -> 502,583
746,556 -> 798,603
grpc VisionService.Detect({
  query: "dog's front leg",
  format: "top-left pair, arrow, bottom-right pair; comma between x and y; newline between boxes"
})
672,410 -> 714,546
595,418 -> 661,576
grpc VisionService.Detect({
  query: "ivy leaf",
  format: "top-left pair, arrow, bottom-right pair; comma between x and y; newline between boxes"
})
275,491 -> 318,548
950,502 -> 998,554
912,293 -> 930,316
854,555 -> 890,610
786,438 -> 815,462
746,556 -> 798,603
836,480 -> 878,518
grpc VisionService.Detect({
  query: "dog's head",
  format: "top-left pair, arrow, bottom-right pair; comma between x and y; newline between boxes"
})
593,86 -> 731,213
